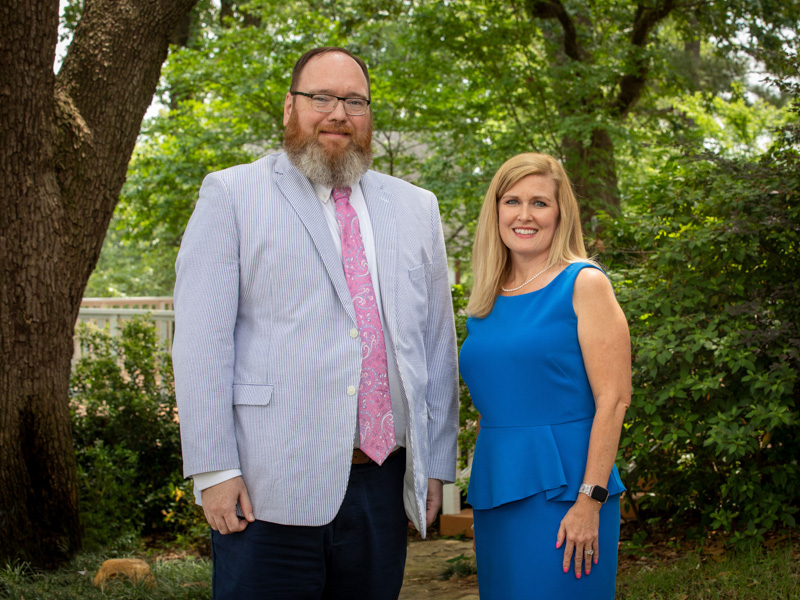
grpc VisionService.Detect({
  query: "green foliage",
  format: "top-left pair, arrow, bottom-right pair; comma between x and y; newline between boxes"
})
75,0 -> 800,549
616,543 -> 800,599
74,442 -> 141,549
602,141 -> 800,543
452,283 -> 478,474
0,553 -> 213,599
70,317 -> 204,550
83,227 -> 177,297
439,553 -> 477,580
84,0 -> 800,292
0,561 -> 34,592
409,0 -> 799,241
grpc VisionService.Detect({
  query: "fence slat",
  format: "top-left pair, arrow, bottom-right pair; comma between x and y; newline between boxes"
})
74,298 -> 175,361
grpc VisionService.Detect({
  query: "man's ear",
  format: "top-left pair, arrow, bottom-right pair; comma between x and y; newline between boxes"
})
283,92 -> 293,127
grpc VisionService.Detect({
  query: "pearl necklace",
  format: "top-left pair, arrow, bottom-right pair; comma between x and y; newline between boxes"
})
501,265 -> 552,292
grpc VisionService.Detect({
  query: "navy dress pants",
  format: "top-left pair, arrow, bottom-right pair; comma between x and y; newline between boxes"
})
211,449 -> 408,600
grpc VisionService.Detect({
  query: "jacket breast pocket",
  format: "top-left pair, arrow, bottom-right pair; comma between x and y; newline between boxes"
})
232,383 -> 274,406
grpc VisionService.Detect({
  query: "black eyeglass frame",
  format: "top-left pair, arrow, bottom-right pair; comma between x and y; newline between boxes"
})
290,91 -> 372,115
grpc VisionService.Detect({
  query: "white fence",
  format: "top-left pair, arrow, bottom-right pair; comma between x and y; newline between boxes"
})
75,297 -> 175,361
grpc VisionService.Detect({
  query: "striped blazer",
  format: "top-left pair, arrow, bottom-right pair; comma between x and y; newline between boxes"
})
173,152 -> 459,535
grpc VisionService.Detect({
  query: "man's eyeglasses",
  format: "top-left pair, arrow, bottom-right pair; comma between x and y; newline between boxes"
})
291,91 -> 371,116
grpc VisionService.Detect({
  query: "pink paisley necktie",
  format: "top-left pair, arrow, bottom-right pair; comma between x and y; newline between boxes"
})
333,186 -> 396,464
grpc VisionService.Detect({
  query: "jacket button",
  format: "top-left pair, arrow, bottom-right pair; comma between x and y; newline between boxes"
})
347,386 -> 357,396
350,328 -> 359,338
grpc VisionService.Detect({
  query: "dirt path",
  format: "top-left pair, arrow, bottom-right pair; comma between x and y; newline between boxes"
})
400,538 -> 479,600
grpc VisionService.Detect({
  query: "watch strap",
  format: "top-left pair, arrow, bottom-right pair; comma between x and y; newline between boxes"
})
579,483 -> 609,504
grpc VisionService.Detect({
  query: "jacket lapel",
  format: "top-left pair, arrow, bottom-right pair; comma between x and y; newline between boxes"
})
274,154 -> 356,324
361,171 -> 398,334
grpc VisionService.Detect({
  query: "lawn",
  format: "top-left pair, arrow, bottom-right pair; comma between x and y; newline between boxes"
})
2,535 -> 798,599
616,542 -> 799,599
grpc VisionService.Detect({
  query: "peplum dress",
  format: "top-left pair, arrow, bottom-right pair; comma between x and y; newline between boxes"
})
459,262 -> 625,599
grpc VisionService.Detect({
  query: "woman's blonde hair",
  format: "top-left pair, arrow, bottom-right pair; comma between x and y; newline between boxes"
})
466,153 -> 592,318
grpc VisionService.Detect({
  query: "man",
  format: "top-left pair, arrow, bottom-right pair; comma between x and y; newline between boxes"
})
173,46 -> 459,599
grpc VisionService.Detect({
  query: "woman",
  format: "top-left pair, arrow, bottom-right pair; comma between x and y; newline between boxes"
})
460,153 -> 630,599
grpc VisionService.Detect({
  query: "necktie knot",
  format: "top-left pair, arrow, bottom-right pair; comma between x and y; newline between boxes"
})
332,186 -> 352,205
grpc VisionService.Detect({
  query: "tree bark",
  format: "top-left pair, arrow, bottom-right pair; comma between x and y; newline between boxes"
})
0,0 -> 196,568
562,128 -> 620,219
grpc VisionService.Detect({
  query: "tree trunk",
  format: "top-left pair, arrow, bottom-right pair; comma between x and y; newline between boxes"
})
0,0 -> 196,568
526,0 -> 676,215
562,127 -> 620,222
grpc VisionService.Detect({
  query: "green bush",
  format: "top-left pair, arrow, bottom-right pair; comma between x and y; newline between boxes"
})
70,317 -> 205,549
75,441 -> 141,549
452,282 -> 479,476
600,144 -> 800,543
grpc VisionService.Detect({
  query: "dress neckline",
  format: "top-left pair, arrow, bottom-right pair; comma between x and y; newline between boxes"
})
496,262 -> 582,299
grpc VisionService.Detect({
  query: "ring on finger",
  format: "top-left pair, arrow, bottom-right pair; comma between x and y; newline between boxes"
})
584,549 -> 594,556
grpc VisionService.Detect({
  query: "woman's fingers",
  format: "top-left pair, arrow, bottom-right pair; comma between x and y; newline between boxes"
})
574,544 -> 584,579
579,539 -> 599,577
562,539 -> 574,574
556,522 -> 566,549
562,538 -> 600,578
583,544 -> 594,575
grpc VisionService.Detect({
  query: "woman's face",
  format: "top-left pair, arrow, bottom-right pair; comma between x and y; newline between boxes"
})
497,174 -> 560,263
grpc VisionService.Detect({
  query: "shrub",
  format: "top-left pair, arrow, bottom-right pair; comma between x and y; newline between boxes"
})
600,144 -> 800,543
70,316 -> 204,549
452,283 -> 479,474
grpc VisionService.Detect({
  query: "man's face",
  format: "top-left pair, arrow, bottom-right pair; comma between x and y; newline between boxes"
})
283,52 -> 373,186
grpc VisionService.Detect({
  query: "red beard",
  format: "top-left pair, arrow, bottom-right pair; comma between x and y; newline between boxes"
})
283,110 -> 373,187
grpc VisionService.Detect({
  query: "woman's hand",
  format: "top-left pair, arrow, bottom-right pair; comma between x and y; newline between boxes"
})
556,495 -> 601,579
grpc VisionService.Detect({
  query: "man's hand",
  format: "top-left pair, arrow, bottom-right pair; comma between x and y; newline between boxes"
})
425,478 -> 444,527
201,476 -> 255,535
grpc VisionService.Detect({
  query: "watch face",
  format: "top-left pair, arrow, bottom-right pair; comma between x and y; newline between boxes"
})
591,486 -> 609,503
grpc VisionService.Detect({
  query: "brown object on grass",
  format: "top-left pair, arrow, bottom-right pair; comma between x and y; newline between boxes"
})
93,558 -> 155,589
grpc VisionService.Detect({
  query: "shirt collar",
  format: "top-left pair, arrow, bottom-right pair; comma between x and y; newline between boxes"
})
311,181 -> 333,204
310,179 -> 361,204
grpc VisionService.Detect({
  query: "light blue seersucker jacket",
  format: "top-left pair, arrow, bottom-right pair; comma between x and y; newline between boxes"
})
172,152 -> 459,536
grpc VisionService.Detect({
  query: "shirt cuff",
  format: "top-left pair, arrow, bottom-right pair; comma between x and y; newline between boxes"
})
192,469 -> 242,504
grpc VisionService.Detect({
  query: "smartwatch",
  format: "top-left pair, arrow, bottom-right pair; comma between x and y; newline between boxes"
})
579,483 -> 609,504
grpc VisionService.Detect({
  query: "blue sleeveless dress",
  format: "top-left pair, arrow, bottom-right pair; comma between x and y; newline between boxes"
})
459,262 -> 625,599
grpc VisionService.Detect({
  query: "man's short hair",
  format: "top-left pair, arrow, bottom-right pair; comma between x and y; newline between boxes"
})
290,47 -> 371,100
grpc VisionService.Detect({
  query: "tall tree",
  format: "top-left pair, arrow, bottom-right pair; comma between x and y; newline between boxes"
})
411,0 -> 800,219
0,0 -> 196,567
88,0 -> 795,293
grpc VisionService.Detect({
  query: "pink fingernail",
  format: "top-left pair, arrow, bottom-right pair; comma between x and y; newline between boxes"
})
585,568 -> 590,575
576,572 -> 581,580
563,567 -> 568,573
594,558 -> 598,565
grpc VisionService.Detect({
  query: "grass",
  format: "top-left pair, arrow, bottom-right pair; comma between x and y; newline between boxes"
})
2,539 -> 798,599
616,543 -> 800,600
0,553 -> 212,600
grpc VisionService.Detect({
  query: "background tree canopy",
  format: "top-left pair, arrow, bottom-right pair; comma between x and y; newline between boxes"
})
83,0 -> 799,547
90,0 -> 798,294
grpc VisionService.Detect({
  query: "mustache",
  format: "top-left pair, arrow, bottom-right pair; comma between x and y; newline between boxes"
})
317,124 -> 354,136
